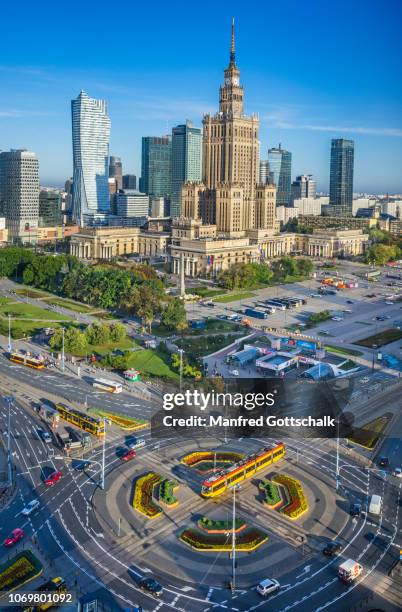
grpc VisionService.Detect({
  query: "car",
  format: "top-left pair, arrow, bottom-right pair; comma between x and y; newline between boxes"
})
378,456 -> 389,467
41,431 -> 52,444
121,449 -> 136,462
323,540 -> 343,556
385,301 -> 394,305
44,470 -> 62,486
319,330 -> 330,335
331,316 -> 343,321
4,528 -> 24,547
349,503 -> 362,517
230,369 -> 239,376
346,300 -> 354,304
393,467 -> 402,478
256,578 -> 280,596
310,294 -> 322,298
21,499 -> 40,516
127,437 -> 146,450
139,577 -> 163,597
360,376 -> 369,384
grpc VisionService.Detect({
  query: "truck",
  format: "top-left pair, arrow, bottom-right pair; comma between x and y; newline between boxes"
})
338,559 -> 363,583
244,308 -> 268,320
368,494 -> 382,515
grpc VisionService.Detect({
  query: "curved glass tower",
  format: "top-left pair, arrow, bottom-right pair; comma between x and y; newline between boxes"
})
71,91 -> 111,225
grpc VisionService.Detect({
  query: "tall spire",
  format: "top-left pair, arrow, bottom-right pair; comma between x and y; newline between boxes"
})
230,17 -> 236,66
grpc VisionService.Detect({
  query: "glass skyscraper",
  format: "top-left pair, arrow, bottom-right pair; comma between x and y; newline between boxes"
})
140,136 -> 171,199
171,122 -> 202,217
267,144 -> 292,206
328,138 -> 354,216
71,91 -> 111,225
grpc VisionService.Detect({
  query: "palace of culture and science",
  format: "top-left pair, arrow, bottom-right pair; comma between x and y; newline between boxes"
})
71,22 -> 368,271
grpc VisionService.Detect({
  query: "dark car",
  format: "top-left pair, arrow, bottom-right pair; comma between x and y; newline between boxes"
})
350,502 -> 362,517
139,577 -> 163,597
378,456 -> 389,467
323,541 -> 342,556
346,300 -> 354,304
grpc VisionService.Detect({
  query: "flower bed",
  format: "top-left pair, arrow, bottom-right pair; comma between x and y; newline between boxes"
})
158,478 -> 179,506
0,551 -> 43,592
90,409 -> 148,431
181,451 -> 244,469
132,472 -> 163,519
198,517 -> 246,534
180,527 -> 268,552
273,474 -> 308,520
259,479 -> 282,509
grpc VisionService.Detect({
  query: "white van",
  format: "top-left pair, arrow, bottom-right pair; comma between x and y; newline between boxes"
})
368,494 -> 381,515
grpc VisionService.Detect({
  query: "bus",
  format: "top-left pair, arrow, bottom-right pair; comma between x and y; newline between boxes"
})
201,443 -> 285,498
8,352 -> 45,369
55,403 -> 105,436
93,378 -> 123,393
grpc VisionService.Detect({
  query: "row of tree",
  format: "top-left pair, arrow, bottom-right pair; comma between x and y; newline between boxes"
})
48,322 -> 127,353
217,258 -> 314,290
0,247 -> 188,332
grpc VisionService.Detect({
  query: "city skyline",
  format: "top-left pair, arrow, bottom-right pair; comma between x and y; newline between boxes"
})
0,0 -> 402,192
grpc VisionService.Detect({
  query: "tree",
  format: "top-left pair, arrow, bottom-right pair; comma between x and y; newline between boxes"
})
296,258 -> 314,277
161,298 -> 187,331
109,322 -> 127,342
85,323 -> 111,346
48,327 -> 87,353
364,244 -> 400,265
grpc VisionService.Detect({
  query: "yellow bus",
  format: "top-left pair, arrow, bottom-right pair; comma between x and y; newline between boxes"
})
8,351 -> 45,369
56,403 -> 105,436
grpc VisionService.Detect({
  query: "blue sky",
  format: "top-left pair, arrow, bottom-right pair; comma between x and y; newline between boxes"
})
1,0 -> 401,193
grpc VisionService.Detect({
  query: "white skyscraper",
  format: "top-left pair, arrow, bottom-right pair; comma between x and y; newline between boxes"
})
71,91 -> 111,225
0,149 -> 39,243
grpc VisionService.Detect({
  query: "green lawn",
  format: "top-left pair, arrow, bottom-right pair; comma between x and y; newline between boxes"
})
15,288 -> 51,298
187,287 -> 227,298
348,413 -> 392,449
176,334 -> 242,358
125,349 -> 179,380
72,337 -> 137,358
0,318 -> 66,339
325,344 -> 363,357
0,298 -> 71,321
355,329 -> 402,348
214,291 -> 256,303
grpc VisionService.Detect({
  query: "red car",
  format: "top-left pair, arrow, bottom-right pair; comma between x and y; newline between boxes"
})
44,470 -> 62,486
121,449 -> 136,462
4,528 -> 24,547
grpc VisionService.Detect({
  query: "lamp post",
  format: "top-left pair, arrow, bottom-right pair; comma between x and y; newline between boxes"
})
4,396 -> 14,486
8,314 -> 12,353
61,327 -> 65,372
229,484 -> 240,593
335,417 -> 340,490
101,417 -> 106,490
372,343 -> 377,372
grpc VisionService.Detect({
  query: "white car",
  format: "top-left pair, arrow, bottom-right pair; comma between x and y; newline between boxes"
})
256,578 -> 280,596
331,316 -> 343,321
310,294 -> 322,298
385,301 -> 394,305
230,369 -> 239,376
393,467 -> 402,478
21,499 -> 40,516
128,437 -> 146,450
360,377 -> 369,384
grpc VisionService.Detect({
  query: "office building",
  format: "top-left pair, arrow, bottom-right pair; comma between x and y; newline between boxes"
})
122,174 -> 137,190
291,175 -> 316,203
71,90 -> 111,225
171,122 -> 202,217
0,149 -> 39,243
328,138 -> 354,216
267,144 -> 292,206
39,190 -> 63,227
140,136 -> 171,198
109,156 -> 122,190
116,190 -> 149,219
259,160 -> 270,185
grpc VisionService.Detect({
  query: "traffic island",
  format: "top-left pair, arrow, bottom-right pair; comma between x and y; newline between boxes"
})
0,550 -> 43,593
181,451 -> 244,473
179,525 -> 268,552
132,472 -> 180,518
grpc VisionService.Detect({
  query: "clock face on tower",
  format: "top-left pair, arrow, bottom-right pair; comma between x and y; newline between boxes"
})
225,76 -> 239,86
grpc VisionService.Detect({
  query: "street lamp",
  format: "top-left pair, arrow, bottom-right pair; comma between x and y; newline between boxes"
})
229,484 -> 240,594
7,314 -> 12,353
101,417 -> 106,490
371,343 -> 377,372
335,418 -> 341,490
61,327 -> 65,372
4,396 -> 14,486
